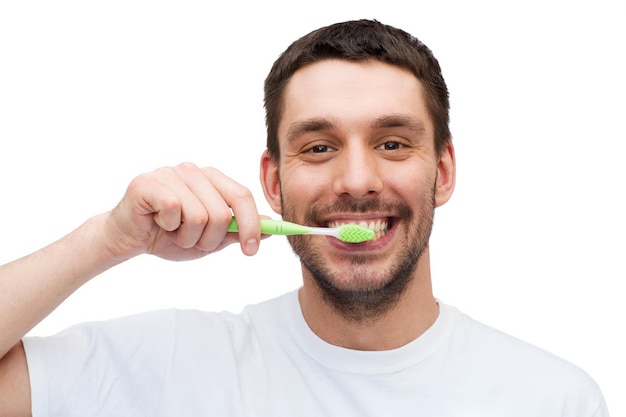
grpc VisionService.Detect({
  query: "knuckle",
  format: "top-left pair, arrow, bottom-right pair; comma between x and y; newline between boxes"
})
229,185 -> 253,204
184,210 -> 209,227
202,166 -> 222,177
176,161 -> 199,173
212,208 -> 233,227
127,173 -> 150,192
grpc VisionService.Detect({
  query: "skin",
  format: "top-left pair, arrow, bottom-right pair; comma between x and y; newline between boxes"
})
261,59 -> 456,350
0,166 -> 263,415
0,59 -> 455,415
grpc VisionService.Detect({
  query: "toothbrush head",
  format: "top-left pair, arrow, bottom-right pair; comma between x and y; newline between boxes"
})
337,224 -> 376,243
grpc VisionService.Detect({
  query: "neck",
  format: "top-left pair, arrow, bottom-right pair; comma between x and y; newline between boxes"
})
298,250 -> 438,351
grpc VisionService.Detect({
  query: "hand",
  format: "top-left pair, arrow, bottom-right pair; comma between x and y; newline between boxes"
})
106,162 -> 263,261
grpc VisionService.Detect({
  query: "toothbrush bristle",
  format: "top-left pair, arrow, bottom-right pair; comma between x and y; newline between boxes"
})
338,224 -> 376,243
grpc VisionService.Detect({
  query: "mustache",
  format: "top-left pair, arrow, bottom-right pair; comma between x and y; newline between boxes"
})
304,198 -> 413,224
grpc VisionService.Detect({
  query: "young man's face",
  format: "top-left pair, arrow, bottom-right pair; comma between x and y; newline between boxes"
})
261,59 -> 455,317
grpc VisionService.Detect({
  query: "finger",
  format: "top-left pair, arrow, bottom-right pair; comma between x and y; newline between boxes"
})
201,167 -> 262,255
127,171 -> 182,232
137,164 -> 223,250
170,164 -> 234,251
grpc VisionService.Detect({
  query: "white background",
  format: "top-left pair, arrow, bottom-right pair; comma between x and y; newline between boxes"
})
1,0 -> 624,414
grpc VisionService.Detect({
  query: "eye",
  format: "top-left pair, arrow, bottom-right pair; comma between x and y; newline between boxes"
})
377,141 -> 403,151
307,144 -> 335,153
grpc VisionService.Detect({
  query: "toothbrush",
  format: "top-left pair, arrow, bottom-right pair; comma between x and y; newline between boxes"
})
227,217 -> 375,243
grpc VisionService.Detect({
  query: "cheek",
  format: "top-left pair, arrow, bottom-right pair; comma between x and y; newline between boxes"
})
281,165 -> 330,199
394,171 -> 438,209
385,164 -> 433,192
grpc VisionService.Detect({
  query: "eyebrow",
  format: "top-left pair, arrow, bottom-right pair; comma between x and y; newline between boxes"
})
371,114 -> 427,135
284,113 -> 427,143
285,118 -> 338,143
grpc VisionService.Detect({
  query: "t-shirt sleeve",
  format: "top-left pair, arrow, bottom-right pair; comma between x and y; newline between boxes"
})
591,396 -> 611,417
23,310 -> 177,417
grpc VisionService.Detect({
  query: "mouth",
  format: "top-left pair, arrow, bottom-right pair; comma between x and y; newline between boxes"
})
327,218 -> 391,241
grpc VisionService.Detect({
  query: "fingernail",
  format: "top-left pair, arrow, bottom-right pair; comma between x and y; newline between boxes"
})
245,238 -> 259,255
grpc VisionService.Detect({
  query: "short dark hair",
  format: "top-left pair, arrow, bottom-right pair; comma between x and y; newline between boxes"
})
264,19 -> 451,161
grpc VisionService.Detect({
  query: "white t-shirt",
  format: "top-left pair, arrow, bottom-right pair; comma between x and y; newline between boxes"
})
24,290 -> 609,416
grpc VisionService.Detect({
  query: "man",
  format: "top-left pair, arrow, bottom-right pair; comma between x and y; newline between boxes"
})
0,19 -> 609,416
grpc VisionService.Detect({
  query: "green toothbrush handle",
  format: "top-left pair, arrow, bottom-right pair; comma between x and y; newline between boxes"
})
228,217 -> 311,236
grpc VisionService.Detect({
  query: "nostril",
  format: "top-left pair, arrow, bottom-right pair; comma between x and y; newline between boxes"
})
331,154 -> 383,198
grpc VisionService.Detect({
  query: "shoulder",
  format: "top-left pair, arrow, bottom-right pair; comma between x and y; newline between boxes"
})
446,303 -> 588,375
442,303 -> 606,410
25,290 -> 299,351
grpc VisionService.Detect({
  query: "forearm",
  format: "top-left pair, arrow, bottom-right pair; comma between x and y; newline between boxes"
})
0,213 -> 125,358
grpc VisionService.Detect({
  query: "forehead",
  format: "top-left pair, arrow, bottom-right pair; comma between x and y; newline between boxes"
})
278,59 -> 433,138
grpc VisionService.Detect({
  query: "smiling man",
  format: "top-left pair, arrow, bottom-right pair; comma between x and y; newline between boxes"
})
263,58 -> 452,348
0,19 -> 609,416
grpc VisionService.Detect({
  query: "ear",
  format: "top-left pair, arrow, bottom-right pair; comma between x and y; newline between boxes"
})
435,140 -> 456,207
260,150 -> 283,215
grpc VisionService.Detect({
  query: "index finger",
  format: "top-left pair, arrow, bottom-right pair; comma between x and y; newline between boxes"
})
202,167 -> 262,256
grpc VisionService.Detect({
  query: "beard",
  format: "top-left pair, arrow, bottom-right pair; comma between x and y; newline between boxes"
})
281,184 -> 436,323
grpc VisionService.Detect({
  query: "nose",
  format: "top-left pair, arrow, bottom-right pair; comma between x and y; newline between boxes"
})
331,144 -> 383,199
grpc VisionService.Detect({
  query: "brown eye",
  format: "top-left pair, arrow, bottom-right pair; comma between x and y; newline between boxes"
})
378,141 -> 402,151
308,144 -> 335,153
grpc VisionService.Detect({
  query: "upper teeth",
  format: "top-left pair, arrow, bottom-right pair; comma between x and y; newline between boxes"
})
328,219 -> 388,233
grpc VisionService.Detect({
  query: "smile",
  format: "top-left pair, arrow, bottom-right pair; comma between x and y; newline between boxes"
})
327,218 -> 390,240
